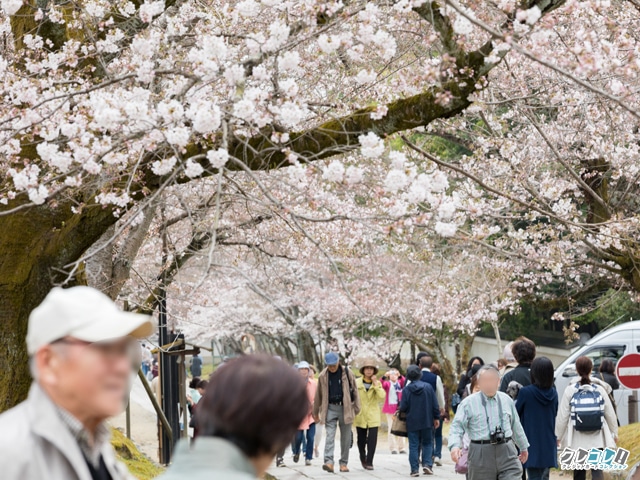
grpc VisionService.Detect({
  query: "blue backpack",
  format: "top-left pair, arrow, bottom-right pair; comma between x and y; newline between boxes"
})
570,383 -> 604,432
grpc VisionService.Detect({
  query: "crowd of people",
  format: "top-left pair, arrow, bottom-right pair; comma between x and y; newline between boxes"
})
451,337 -> 619,480
0,285 -> 624,480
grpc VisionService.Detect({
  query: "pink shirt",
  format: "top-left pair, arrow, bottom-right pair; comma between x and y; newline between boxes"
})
299,379 -> 318,430
381,377 -> 405,414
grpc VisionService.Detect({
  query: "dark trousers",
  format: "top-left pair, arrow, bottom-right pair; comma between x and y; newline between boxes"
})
292,423 -> 316,461
526,467 -> 549,480
433,420 -> 443,458
356,427 -> 378,466
408,428 -> 433,472
573,469 -> 603,480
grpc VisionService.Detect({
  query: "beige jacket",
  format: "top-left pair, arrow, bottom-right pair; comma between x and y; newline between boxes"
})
313,366 -> 361,425
555,377 -> 618,451
0,383 -> 133,480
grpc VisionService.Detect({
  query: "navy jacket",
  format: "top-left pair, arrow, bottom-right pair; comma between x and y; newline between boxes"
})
515,384 -> 558,468
420,370 -> 437,393
190,355 -> 202,377
399,380 -> 439,432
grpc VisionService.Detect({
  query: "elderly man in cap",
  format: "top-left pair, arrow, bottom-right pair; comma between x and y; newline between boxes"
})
0,286 -> 154,480
313,352 -> 361,473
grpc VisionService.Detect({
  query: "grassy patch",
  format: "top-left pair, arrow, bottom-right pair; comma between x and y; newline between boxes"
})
111,428 -> 165,479
617,422 -> 640,468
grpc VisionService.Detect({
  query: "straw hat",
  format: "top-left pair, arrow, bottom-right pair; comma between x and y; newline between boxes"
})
358,359 -> 379,376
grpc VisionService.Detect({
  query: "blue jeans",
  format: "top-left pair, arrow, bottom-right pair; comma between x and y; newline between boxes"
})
293,423 -> 316,461
527,467 -> 549,480
408,428 -> 433,472
433,420 -> 443,458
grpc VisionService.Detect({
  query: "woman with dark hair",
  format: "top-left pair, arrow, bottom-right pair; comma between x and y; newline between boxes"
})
500,336 -> 536,394
456,356 -> 484,397
188,376 -> 201,405
598,358 -> 620,391
515,357 -> 558,480
555,356 -> 618,480
158,355 -> 309,479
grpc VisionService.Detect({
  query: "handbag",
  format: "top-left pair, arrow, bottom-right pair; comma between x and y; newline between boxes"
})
390,411 -> 408,437
454,447 -> 468,474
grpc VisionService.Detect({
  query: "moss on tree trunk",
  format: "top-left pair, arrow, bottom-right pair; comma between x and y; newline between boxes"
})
0,201 -> 118,412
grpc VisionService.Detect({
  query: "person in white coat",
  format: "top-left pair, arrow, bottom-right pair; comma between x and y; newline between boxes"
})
555,356 -> 618,480
0,287 -> 154,480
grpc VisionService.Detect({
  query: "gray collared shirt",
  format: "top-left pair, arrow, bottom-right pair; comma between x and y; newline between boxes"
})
56,406 -> 111,468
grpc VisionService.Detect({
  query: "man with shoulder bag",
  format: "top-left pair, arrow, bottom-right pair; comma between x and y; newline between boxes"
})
313,352 -> 361,474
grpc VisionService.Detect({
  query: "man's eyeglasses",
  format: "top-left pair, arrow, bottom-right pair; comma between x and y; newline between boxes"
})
53,337 -> 142,368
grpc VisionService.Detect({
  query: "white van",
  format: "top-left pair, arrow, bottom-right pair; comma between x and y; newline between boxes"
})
554,320 -> 640,426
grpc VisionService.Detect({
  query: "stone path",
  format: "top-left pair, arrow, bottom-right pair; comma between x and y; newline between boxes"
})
268,434 -> 460,480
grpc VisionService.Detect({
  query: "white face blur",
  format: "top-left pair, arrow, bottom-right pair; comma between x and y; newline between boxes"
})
477,368 -> 500,397
388,370 -> 399,382
299,368 -> 310,379
37,337 -> 136,428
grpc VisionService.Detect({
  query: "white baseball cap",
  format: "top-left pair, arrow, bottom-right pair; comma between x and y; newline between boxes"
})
27,286 -> 154,355
503,341 -> 515,362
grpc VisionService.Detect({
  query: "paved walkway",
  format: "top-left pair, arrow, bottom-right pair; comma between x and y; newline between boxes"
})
268,434 -> 460,480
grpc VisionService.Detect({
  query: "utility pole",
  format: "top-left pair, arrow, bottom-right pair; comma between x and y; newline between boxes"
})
158,206 -> 180,464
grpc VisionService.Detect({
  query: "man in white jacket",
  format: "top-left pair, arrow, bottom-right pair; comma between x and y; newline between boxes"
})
0,286 -> 154,480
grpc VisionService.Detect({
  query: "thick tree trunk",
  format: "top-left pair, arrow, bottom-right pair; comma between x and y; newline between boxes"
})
0,201 -> 118,412
0,284 -> 44,411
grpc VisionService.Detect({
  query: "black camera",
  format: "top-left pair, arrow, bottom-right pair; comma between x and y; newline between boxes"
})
490,426 -> 505,444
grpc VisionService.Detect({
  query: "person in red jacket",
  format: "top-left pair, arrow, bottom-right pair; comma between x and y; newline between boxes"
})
291,361 -> 318,466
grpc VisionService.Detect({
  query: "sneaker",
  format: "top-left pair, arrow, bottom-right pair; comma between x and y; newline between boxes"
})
400,449 -> 407,454
340,465 -> 350,473
423,466 -> 433,475
293,453 -> 300,463
276,459 -> 285,468
410,472 -> 420,477
305,459 -> 312,466
322,463 -> 334,473
433,457 -> 442,466
391,450 -> 398,455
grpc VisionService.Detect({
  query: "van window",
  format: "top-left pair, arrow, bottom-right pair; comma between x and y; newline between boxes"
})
584,345 -> 626,373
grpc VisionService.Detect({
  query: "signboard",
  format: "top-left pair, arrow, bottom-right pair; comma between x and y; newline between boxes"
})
615,353 -> 640,389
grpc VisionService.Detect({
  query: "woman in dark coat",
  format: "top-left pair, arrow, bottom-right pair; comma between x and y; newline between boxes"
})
455,356 -> 484,397
598,358 -> 620,391
515,356 -> 558,480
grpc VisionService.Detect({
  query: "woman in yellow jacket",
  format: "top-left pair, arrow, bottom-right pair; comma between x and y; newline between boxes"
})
354,362 -> 386,471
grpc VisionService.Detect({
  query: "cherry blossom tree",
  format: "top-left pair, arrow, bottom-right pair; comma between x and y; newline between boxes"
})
2,0 -> 640,411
